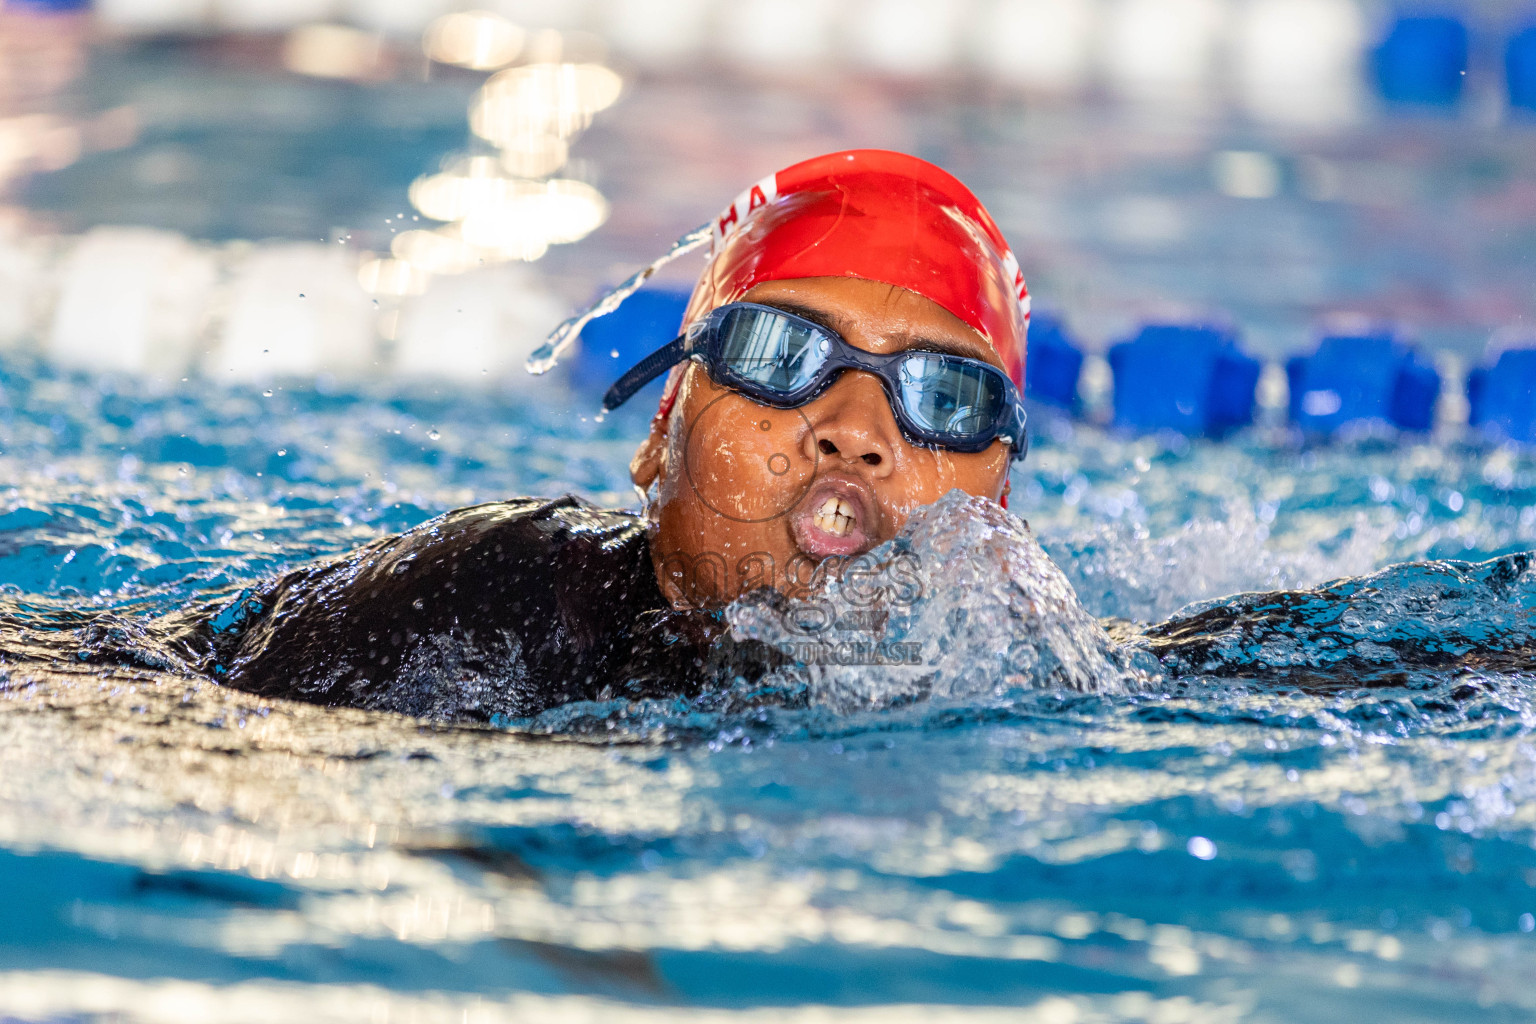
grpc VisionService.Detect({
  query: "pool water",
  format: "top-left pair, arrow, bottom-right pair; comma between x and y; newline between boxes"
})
3,28 -> 1536,1024
2,349 -> 1536,1022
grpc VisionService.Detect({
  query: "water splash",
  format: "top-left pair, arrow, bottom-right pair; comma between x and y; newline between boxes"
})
1042,503 -> 1395,623
525,222 -> 711,375
728,491 -> 1158,712
1147,550 -> 1536,685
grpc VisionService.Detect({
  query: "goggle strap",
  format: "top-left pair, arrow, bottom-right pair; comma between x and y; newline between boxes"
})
601,333 -> 693,412
1002,397 -> 1029,462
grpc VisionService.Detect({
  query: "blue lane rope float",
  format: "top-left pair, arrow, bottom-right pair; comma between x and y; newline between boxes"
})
1022,312 -> 1084,412
1509,23 -> 1536,111
1373,13 -> 1469,106
6,0 -> 92,10
1468,346 -> 1536,443
566,284 -> 1536,447
573,286 -> 691,400
1107,324 -> 1260,437
1286,332 -> 1441,433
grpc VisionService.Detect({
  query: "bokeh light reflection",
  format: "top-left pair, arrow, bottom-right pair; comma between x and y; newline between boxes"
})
470,63 -> 623,147
422,10 -> 526,71
390,228 -> 484,276
357,256 -> 429,297
404,161 -> 605,267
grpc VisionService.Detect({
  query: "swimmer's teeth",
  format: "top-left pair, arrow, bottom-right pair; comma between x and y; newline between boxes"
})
813,495 -> 856,537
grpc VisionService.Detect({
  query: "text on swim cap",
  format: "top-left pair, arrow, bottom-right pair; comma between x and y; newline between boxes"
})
1002,250 -> 1028,305
711,174 -> 780,250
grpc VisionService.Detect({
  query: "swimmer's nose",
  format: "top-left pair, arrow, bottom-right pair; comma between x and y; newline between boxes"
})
802,370 -> 898,477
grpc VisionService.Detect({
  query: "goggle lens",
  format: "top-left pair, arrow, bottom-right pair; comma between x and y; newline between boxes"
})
717,306 -> 830,396
896,353 -> 1006,441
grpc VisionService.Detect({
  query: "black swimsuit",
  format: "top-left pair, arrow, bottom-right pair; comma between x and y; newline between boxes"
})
175,497 -> 773,720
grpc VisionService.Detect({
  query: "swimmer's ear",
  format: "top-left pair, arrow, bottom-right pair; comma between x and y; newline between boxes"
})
630,412 -> 668,492
633,364 -> 693,493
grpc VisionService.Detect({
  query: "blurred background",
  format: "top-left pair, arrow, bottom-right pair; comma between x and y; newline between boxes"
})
0,0 -> 1534,426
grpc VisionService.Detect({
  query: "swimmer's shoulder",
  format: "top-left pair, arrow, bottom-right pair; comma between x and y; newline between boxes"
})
251,496 -> 655,625
211,495 -> 663,715
407,495 -> 643,541
385,496 -> 650,574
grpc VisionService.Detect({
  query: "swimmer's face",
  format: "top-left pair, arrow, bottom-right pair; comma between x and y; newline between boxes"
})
631,276 -> 1012,608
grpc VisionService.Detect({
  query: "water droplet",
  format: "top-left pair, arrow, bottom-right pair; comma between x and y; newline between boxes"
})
277,449 -> 287,456
262,389 -> 273,397
428,430 -> 441,441
298,293 -> 306,299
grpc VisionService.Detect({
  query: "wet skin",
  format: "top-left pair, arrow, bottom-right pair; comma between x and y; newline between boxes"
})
630,276 -> 1013,609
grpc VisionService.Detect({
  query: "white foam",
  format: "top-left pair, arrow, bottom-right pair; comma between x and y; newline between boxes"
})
970,0 -> 1098,93
716,0 -> 839,68
488,0 -> 596,31
1233,0 -> 1366,126
1102,0 -> 1227,103
729,491 -> 1155,711
0,233 -> 48,351
10,224 -> 594,388
0,970 -> 1192,1024
48,227 -> 215,379
342,0 -> 452,35
393,265 -> 565,383
600,0 -> 714,62
208,243 -> 376,381
93,0 -> 212,32
845,0 -> 966,76
211,0 -> 338,34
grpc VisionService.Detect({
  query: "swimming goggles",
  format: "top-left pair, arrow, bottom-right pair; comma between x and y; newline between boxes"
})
602,302 -> 1029,461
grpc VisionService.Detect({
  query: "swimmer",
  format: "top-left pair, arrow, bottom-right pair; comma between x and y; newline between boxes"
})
151,150 -> 1027,719
18,150 -> 1523,717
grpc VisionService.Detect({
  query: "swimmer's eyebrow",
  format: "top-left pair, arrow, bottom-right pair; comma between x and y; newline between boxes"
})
752,298 -> 991,361
753,298 -> 855,338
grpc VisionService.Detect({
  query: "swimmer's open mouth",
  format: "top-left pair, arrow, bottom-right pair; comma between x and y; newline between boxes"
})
813,494 -> 857,537
791,476 -> 879,559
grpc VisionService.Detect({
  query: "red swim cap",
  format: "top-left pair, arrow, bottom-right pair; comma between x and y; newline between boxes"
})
681,149 -> 1030,389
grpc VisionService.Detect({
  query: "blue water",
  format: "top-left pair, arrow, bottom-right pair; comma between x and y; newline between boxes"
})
4,28 -> 1536,1022
2,352 -> 1536,1022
